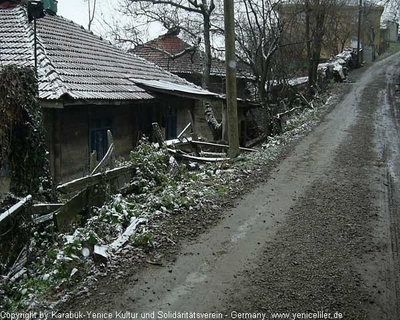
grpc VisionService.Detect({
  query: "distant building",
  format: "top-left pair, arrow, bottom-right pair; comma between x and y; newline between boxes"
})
133,31 -> 255,142
381,20 -> 399,42
278,1 -> 384,63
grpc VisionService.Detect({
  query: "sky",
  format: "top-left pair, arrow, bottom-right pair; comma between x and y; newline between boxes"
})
57,0 -> 398,45
57,0 -> 116,36
57,0 -> 163,44
58,0 -> 90,28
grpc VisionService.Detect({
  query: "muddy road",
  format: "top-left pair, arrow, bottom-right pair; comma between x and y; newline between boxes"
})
66,53 -> 400,319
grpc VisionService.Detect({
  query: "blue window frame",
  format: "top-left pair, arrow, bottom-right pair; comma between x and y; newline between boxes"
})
89,117 -> 113,161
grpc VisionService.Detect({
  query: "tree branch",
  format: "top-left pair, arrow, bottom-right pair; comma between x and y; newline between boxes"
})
129,0 -> 202,13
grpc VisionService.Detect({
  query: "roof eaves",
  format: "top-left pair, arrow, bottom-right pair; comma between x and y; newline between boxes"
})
130,78 -> 223,101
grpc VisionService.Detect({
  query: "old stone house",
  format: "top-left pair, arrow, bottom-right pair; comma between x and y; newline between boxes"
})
0,0 -> 221,187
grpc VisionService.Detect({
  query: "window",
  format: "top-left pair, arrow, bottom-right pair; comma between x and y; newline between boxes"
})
89,117 -> 113,161
165,106 -> 177,140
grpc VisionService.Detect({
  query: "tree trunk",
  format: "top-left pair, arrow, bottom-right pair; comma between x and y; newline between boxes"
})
309,13 -> 325,90
201,10 -> 222,141
202,13 -> 212,90
224,0 -> 240,157
204,102 -> 222,140
258,73 -> 270,136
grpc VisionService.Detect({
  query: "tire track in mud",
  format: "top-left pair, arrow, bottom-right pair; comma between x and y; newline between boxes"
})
223,56 -> 400,319
373,63 -> 400,319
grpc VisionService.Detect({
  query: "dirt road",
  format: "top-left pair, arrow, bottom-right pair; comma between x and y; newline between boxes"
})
66,53 -> 400,319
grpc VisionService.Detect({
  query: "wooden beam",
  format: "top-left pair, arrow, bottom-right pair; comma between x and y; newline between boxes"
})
57,165 -> 133,194
91,143 -> 114,175
0,195 -> 32,227
190,140 -> 257,152
177,123 -> 192,139
31,203 -> 63,215
40,100 -> 64,109
167,148 -> 230,163
33,211 -> 56,225
89,150 -> 97,173
54,189 -> 88,231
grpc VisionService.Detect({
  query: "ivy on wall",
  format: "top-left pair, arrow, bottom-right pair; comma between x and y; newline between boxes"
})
0,66 -> 52,197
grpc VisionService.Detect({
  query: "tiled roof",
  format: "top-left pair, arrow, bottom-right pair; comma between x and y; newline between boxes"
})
0,5 -> 196,101
133,33 -> 251,79
0,5 -> 33,68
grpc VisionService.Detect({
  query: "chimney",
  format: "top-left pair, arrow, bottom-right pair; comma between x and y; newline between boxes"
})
24,0 -> 57,19
42,0 -> 57,14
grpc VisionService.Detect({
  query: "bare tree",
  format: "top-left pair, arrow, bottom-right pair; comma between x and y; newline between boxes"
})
235,0 -> 283,133
115,0 -> 231,140
119,1 -> 216,88
324,6 -> 354,55
84,0 -> 97,31
280,0 -> 346,92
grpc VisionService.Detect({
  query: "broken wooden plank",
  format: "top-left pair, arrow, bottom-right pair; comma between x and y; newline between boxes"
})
31,203 -> 63,215
0,195 -> 32,227
8,267 -> 27,283
190,140 -> 257,153
165,137 -> 192,147
177,123 -> 192,139
89,150 -> 97,173
107,130 -> 115,169
199,151 -> 227,157
299,92 -> 314,109
6,247 -> 28,281
167,148 -> 230,163
91,142 -> 114,175
33,212 -> 55,225
57,165 -> 133,194
54,188 -> 88,231
108,218 -> 147,252
93,244 -> 108,262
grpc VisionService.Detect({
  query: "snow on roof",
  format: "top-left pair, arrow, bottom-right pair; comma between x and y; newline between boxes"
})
131,78 -> 222,100
0,5 -> 201,101
133,33 -> 252,79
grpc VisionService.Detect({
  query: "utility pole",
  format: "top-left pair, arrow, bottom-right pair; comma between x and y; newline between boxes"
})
357,0 -> 362,67
224,0 -> 240,158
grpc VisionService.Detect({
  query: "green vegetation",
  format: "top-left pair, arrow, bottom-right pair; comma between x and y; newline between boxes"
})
0,66 -> 52,198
